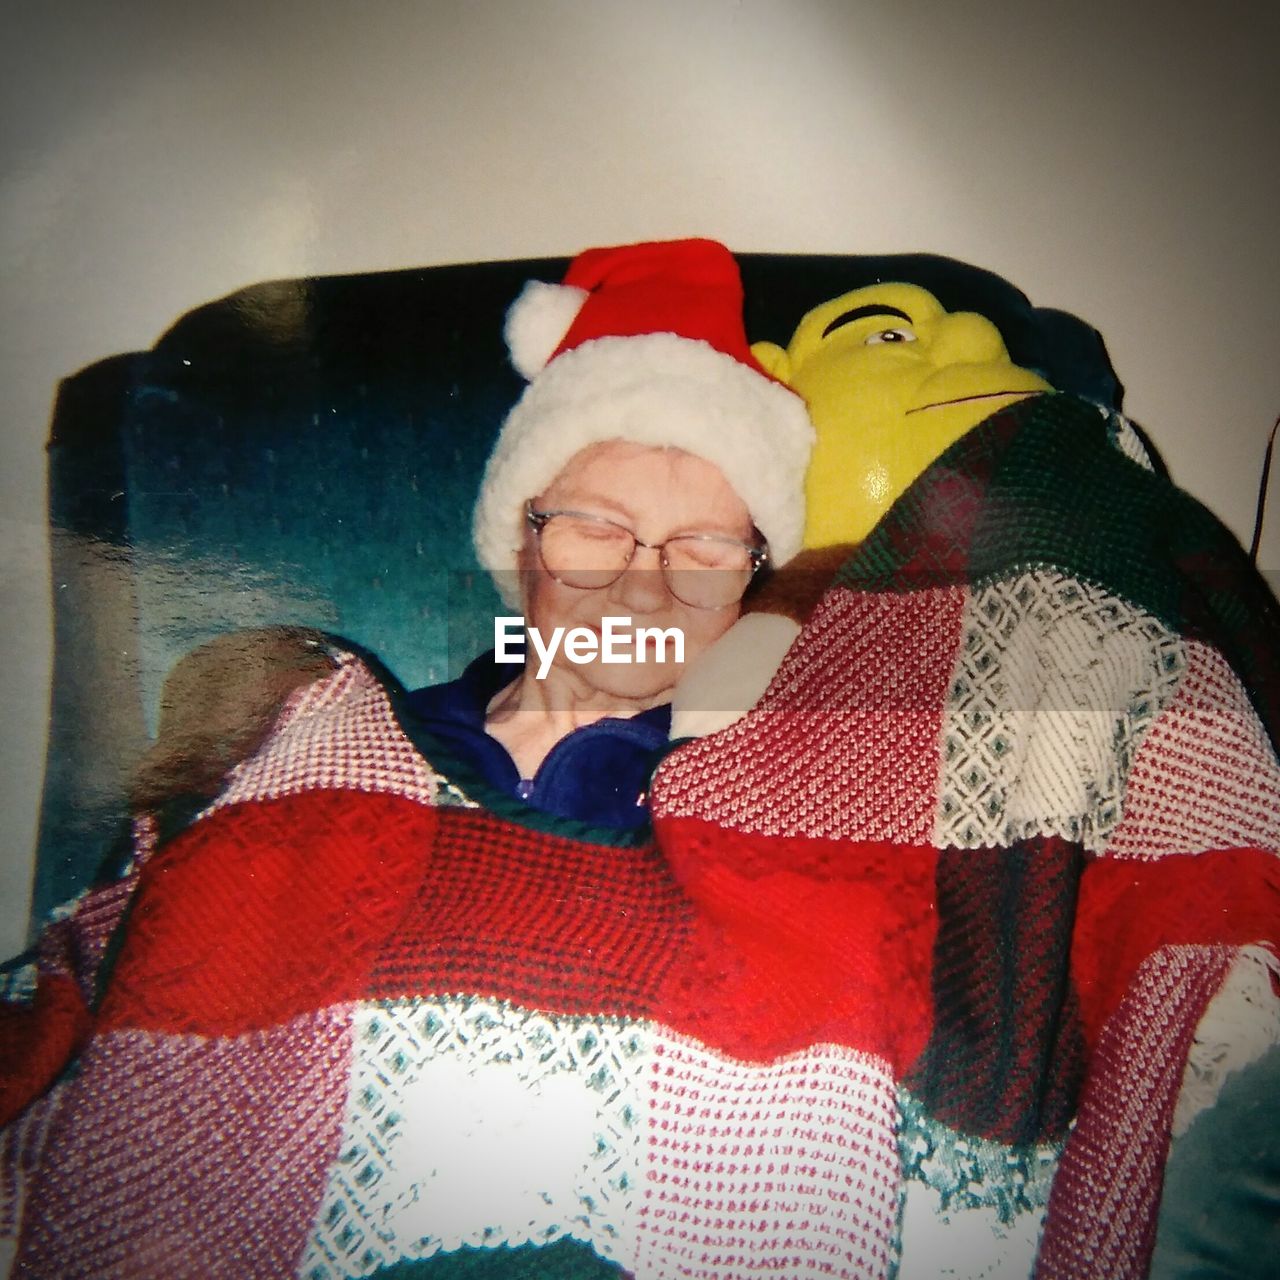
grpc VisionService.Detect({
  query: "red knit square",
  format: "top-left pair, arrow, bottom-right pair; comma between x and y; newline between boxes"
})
99,790 -> 433,1036
367,808 -> 692,1017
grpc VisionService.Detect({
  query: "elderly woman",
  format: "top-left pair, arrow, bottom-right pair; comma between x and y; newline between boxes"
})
406,239 -> 812,828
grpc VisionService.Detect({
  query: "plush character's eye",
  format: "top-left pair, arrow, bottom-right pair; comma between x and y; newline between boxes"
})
865,327 -> 916,345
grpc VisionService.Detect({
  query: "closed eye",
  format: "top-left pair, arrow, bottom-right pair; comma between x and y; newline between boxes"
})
573,522 -> 629,541
665,536 -> 755,572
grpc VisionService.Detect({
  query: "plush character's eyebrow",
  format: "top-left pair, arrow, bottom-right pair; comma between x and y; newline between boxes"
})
821,304 -> 914,339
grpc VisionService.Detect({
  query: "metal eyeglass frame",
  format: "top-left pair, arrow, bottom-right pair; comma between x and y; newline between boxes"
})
524,502 -> 769,609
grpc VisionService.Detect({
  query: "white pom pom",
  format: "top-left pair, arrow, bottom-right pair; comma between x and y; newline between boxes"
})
503,281 -> 590,380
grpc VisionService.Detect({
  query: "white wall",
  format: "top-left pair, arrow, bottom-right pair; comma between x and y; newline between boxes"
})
2,0 -> 1277,956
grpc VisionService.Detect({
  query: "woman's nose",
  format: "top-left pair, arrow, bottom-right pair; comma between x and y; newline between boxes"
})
609,542 -> 669,611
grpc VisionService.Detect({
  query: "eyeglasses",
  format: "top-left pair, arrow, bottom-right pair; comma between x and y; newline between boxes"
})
525,503 -> 768,610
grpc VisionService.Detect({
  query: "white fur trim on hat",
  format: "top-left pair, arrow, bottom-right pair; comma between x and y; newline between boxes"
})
474,332 -> 814,605
503,281 -> 590,380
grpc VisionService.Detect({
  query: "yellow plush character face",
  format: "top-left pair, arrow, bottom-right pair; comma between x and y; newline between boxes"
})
752,283 -> 1053,547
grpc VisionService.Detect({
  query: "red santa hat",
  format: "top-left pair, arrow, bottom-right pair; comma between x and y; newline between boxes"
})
473,239 -> 813,599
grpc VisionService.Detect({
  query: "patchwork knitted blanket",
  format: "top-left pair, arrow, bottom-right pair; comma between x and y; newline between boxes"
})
3,393 -> 1279,1280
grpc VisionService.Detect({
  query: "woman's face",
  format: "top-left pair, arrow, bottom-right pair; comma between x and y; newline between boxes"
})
518,441 -> 756,703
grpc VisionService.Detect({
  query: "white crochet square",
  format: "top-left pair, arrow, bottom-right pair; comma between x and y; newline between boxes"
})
935,572 -> 1185,851
299,998 -> 646,1278
896,1089 -> 1061,1280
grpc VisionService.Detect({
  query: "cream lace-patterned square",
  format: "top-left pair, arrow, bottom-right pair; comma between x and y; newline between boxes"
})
935,572 -> 1185,851
896,1088 -> 1061,1280
300,998 -> 647,1278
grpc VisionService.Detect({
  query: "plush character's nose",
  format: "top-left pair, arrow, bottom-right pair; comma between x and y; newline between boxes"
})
928,311 -> 1010,366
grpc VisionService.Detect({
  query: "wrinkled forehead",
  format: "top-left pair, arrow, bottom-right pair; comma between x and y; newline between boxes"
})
788,282 -> 947,360
539,440 -> 703,501
536,440 -> 752,532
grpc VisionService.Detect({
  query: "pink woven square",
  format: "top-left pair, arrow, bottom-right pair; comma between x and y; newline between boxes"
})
653,586 -> 965,841
635,1032 -> 900,1277
16,1008 -> 352,1279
